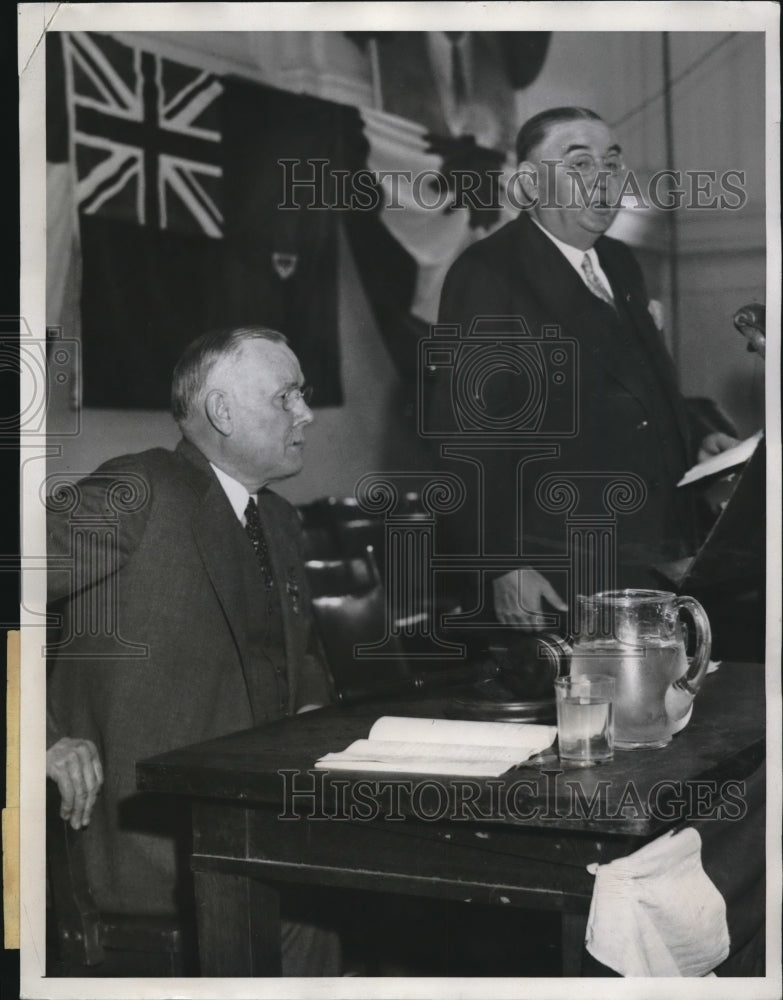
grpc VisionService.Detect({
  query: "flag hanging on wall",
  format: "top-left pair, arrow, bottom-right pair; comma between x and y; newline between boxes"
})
50,32 -> 342,409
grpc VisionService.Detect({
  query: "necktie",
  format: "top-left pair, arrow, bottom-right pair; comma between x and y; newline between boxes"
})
244,495 -> 275,590
581,253 -> 615,307
243,495 -> 285,705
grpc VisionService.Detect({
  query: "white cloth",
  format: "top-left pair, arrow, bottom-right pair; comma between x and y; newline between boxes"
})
585,827 -> 730,976
359,106 -> 517,323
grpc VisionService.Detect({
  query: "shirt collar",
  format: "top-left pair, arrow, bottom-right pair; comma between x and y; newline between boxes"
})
530,215 -> 598,266
210,463 -> 251,524
529,215 -> 602,275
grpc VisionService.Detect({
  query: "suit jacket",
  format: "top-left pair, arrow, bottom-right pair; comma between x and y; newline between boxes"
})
47,438 -> 333,915
431,212 -> 699,594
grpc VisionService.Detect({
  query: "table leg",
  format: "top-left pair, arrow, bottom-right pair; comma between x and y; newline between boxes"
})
561,911 -> 588,976
194,871 -> 282,976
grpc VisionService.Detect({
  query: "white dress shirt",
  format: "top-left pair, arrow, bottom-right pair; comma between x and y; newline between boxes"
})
210,462 -> 251,525
530,216 -> 614,300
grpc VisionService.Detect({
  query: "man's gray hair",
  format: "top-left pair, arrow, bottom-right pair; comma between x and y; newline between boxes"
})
171,326 -> 287,423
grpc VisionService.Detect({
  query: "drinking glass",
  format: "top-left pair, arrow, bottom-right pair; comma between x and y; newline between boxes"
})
554,675 -> 615,766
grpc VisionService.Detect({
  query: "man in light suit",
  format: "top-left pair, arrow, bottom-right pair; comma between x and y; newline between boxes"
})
433,107 -> 736,626
46,327 -> 339,974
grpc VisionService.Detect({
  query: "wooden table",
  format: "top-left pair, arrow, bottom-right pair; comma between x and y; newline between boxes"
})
136,662 -> 765,976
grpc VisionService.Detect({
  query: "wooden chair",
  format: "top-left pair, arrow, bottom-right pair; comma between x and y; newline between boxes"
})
298,495 -> 365,531
304,552 -> 378,599
300,524 -> 340,561
299,495 -> 435,589
306,548 -> 417,704
298,497 -> 387,564
46,785 -> 192,976
331,518 -> 387,569
306,548 -> 479,703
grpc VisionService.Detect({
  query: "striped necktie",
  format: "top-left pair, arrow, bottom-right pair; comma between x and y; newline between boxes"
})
581,253 -> 615,307
244,495 -> 275,590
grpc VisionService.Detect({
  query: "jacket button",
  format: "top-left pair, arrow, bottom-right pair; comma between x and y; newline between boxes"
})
637,419 -> 649,430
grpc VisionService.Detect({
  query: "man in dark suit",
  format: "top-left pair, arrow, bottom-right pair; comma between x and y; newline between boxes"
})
45,327 -> 339,974
433,107 -> 736,626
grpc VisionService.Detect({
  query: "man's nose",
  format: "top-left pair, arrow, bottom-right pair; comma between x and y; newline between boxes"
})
593,168 -> 620,199
293,398 -> 314,425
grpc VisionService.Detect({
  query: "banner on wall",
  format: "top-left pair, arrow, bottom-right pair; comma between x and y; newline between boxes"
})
48,31 -> 522,410
49,32 -> 343,409
342,105 -> 515,379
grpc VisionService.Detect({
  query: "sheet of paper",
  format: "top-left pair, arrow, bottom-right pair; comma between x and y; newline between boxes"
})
315,738 -> 552,776
315,760 -> 521,777
368,715 -> 557,749
677,431 -> 763,487
316,717 -> 558,776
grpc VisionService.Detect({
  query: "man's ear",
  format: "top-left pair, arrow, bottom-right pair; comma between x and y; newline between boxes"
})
513,160 -> 540,208
205,389 -> 231,436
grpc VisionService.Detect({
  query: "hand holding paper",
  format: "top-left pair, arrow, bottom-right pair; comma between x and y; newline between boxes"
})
677,431 -> 762,487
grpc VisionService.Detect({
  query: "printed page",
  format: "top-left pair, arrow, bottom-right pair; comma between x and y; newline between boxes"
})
315,738 -> 550,776
368,715 -> 557,749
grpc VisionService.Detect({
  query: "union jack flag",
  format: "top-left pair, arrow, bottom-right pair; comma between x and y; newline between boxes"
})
63,32 -> 223,238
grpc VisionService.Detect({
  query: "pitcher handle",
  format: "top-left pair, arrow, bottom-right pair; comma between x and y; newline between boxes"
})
672,595 -> 712,698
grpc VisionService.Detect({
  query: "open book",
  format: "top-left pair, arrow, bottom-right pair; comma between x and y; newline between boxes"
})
677,431 -> 762,487
314,716 -> 557,777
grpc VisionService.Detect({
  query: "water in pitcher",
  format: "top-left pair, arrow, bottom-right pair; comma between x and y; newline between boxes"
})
570,639 -> 688,748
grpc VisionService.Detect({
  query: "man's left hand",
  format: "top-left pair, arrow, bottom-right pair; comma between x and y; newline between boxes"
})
46,737 -> 103,830
697,431 -> 741,463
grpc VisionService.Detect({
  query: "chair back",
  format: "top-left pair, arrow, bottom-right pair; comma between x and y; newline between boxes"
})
305,553 -> 379,599
46,784 -> 188,974
330,519 -> 387,571
47,785 -> 104,966
306,548 -> 415,703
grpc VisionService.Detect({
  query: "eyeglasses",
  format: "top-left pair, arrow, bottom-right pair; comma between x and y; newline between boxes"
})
280,384 -> 313,411
564,153 -> 625,179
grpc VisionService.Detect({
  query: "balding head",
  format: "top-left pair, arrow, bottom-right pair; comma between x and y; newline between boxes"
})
171,327 -> 313,491
515,106 -> 604,164
171,326 -> 288,426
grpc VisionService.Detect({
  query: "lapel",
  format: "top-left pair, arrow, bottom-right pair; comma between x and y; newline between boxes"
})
513,215 -> 692,459
176,440 -> 273,706
513,214 -> 656,406
176,440 -> 306,718
256,489 -> 298,668
596,241 -> 692,456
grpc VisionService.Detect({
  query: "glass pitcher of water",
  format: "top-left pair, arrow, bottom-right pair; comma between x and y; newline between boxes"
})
569,589 -> 712,749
